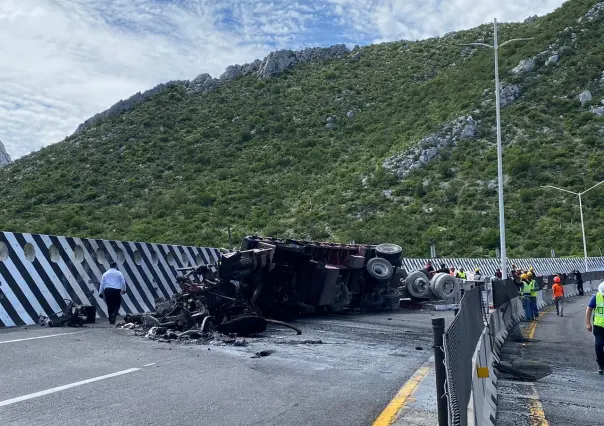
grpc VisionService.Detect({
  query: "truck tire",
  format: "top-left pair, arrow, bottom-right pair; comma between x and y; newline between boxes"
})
376,243 -> 403,263
430,273 -> 460,300
366,257 -> 394,286
405,270 -> 431,299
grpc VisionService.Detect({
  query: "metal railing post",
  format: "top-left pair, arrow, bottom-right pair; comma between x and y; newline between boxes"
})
432,317 -> 449,426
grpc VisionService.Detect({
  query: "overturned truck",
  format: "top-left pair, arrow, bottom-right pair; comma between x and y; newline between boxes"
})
130,237 -> 460,338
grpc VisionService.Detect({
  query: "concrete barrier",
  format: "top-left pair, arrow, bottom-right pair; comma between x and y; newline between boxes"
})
466,280 -> 600,426
0,231 -> 221,327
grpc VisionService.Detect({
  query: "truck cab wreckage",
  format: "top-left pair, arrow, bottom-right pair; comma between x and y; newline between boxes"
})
122,236 -> 460,339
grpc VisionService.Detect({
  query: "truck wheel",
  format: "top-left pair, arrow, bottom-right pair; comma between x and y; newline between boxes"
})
366,257 -> 394,285
405,270 -> 431,299
430,273 -> 460,300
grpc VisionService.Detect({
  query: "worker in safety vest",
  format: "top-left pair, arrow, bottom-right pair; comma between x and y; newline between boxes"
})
586,282 -> 604,375
529,275 -> 539,320
520,274 -> 534,321
456,268 -> 467,280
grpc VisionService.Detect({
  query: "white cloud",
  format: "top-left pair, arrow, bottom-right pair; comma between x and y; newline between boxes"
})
0,0 -> 566,160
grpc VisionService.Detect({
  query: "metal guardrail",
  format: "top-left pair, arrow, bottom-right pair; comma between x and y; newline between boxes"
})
442,287 -> 485,425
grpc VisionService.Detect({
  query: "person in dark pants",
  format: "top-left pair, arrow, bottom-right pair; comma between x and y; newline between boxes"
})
575,270 -> 584,296
99,262 -> 126,324
586,283 -> 604,374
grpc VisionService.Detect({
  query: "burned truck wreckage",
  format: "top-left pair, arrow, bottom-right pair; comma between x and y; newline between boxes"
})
122,236 -> 460,339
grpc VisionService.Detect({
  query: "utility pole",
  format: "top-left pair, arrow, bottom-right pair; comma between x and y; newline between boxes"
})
462,19 -> 533,278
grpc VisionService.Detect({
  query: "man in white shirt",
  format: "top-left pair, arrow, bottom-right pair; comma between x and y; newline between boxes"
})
99,262 -> 126,324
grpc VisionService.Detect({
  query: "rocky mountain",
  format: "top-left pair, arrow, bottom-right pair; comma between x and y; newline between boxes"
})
1,0 -> 604,258
0,140 -> 11,167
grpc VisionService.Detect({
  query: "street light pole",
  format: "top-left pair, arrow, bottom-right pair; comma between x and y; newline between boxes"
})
492,19 -> 507,279
579,193 -> 588,272
542,180 -> 604,272
462,19 -> 533,278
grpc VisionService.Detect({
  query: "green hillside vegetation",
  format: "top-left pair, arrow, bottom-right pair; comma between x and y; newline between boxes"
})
1,0 -> 604,257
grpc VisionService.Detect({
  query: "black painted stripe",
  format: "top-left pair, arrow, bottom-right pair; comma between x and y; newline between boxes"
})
31,234 -> 85,307
133,242 -> 171,301
10,233 -> 59,317
0,282 -> 25,326
0,258 -> 39,323
99,239 -> 145,314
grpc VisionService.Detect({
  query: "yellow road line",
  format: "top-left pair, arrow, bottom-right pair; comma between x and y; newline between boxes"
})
522,306 -> 551,425
372,362 -> 432,426
528,383 -> 549,426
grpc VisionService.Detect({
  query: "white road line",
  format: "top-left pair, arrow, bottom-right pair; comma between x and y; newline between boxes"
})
0,331 -> 87,345
0,368 -> 140,408
143,363 -> 156,367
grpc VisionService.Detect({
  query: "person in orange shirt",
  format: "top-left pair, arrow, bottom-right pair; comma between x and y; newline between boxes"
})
552,276 -> 565,317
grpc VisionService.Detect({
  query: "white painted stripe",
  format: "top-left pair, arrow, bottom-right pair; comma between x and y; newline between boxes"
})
7,233 -> 62,315
143,363 -> 156,367
0,331 -> 87,345
2,258 -> 44,323
0,368 -> 140,408
88,239 -> 137,314
0,302 -> 16,327
0,279 -> 33,325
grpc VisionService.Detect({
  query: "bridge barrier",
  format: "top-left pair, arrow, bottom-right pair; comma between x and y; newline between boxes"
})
445,272 -> 604,426
0,231 -> 221,327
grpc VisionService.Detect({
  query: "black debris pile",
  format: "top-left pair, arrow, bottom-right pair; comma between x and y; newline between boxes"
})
39,299 -> 96,327
118,245 -> 303,342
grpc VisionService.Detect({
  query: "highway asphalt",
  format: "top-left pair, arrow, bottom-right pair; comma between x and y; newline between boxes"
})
0,308 -> 451,426
496,295 -> 604,425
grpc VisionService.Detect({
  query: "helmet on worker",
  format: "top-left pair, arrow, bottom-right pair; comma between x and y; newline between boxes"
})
553,276 -> 561,284
599,282 -> 604,295
521,273 -> 529,280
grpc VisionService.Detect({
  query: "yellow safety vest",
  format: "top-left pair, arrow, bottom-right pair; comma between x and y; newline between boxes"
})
522,281 -> 532,295
594,293 -> 604,328
457,272 -> 466,279
529,280 -> 538,297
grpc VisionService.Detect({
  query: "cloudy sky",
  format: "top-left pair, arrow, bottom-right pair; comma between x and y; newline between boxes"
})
1,0 -> 566,160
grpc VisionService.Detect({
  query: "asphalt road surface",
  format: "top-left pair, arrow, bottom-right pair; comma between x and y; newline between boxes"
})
0,308 -> 450,426
496,295 -> 604,425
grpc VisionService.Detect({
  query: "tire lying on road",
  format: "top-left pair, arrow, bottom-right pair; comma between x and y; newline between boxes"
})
366,257 -> 394,286
429,273 -> 460,300
405,269 -> 431,299
376,243 -> 403,266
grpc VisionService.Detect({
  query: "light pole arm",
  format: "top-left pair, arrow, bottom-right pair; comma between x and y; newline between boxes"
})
499,37 -> 534,47
581,179 -> 604,195
541,185 -> 580,196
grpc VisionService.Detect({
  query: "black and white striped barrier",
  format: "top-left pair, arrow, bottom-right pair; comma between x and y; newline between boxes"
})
0,231 -> 221,327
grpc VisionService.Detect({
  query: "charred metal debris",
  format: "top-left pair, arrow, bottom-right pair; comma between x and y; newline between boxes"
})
117,236 -> 459,342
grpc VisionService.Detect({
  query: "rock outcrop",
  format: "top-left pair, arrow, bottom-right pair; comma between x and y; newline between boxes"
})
578,1 -> 604,22
579,90 -> 593,106
75,45 -> 350,133
0,139 -> 11,167
500,84 -> 522,107
511,58 -> 535,75
76,81 -> 186,132
382,116 -> 478,180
